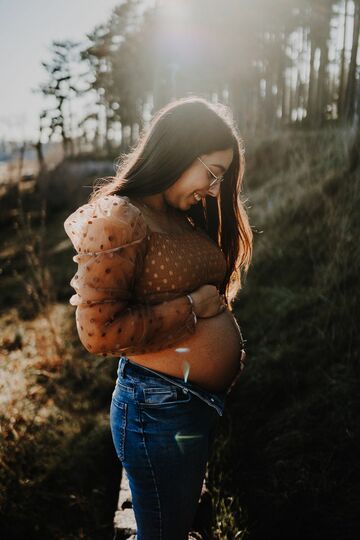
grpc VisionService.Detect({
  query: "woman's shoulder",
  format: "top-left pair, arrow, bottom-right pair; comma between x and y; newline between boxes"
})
64,194 -> 148,253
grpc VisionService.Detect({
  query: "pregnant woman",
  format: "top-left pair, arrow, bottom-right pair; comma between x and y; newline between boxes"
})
64,96 -> 253,539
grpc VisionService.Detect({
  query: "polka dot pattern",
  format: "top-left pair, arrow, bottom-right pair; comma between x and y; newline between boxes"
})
64,194 -> 227,357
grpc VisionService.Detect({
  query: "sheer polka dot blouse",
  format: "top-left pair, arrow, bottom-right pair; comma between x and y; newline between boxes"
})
64,194 -> 227,357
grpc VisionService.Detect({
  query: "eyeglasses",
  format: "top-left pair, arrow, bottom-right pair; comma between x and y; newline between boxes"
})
197,156 -> 225,189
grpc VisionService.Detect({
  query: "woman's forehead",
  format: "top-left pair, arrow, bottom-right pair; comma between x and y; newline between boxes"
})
203,148 -> 234,168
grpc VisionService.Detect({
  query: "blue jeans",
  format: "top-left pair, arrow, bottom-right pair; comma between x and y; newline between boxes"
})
110,355 -> 228,539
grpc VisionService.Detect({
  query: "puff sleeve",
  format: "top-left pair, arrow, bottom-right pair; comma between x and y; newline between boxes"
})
64,195 -> 197,356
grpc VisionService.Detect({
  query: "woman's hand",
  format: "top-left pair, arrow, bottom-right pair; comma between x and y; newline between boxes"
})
189,284 -> 226,318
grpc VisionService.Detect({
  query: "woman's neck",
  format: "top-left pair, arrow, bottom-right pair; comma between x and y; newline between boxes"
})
132,194 -> 170,213
129,196 -> 192,234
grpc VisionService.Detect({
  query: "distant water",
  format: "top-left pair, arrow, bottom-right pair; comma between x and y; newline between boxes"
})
0,161 -> 11,184
0,142 -> 63,185
0,159 -> 39,185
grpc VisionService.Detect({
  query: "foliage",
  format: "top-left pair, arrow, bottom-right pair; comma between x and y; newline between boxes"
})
35,0 -> 360,159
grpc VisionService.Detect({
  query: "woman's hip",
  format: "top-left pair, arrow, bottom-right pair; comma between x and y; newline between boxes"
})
109,357 -> 221,464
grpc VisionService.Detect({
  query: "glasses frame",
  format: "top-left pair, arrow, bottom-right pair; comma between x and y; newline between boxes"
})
197,156 -> 225,190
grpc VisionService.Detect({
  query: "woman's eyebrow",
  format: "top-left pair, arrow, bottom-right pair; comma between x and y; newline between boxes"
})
210,163 -> 226,173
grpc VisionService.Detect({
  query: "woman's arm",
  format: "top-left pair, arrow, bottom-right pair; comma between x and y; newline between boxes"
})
64,195 -> 197,356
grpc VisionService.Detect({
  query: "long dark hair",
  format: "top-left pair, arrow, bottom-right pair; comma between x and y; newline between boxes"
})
89,96 -> 253,306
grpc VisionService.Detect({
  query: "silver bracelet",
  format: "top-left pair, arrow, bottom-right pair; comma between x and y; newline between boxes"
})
186,294 -> 197,325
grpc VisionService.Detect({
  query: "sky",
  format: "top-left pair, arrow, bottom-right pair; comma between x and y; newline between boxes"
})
0,0 -> 123,142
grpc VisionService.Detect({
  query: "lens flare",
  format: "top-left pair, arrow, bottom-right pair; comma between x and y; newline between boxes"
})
182,360 -> 190,382
175,431 -> 204,453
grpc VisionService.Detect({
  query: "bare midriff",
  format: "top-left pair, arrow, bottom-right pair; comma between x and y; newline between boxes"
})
127,307 -> 243,393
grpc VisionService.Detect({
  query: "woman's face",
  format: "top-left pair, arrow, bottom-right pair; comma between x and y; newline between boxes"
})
164,147 -> 234,211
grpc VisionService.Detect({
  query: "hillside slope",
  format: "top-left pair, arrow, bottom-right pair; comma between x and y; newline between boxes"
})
209,128 -> 359,540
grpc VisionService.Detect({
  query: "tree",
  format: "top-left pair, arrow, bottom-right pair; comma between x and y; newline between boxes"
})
38,40 -> 87,157
344,0 -> 360,121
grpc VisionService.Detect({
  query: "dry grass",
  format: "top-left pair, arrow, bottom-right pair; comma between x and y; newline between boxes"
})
0,184 -> 119,538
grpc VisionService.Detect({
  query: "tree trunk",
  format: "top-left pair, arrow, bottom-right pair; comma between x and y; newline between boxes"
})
307,35 -> 317,124
344,1 -> 360,121
348,79 -> 360,171
338,0 -> 349,118
278,30 -> 287,125
34,141 -> 46,172
316,39 -> 329,126
18,142 -> 26,183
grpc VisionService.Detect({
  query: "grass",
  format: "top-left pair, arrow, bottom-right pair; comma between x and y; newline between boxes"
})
207,128 -> 359,539
0,128 -> 359,538
0,181 -> 121,539
0,303 -> 122,539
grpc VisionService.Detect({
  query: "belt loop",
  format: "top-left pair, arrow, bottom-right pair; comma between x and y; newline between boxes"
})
118,355 -> 128,377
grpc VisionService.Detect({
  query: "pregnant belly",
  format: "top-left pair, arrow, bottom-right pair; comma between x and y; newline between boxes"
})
127,308 -> 243,392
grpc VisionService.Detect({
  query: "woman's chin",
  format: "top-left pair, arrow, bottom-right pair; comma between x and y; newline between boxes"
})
182,198 -> 194,210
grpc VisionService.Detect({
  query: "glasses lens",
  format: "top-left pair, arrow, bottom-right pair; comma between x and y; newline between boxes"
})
209,176 -> 223,188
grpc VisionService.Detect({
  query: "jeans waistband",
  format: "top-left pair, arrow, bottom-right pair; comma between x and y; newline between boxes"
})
117,355 -> 227,417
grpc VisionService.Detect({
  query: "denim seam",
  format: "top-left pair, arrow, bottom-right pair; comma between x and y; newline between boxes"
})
121,403 -> 127,461
145,374 -> 222,416
138,396 -> 192,408
139,405 -> 163,539
143,388 -> 178,395
116,382 -> 135,396
111,400 -> 127,461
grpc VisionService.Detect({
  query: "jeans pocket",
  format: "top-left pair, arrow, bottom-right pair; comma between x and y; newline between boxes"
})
142,385 -> 192,407
110,398 -> 127,461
